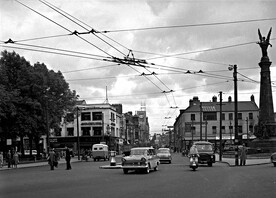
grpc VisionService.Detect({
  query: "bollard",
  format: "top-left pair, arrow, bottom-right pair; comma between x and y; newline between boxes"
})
110,151 -> 116,166
34,156 -> 36,162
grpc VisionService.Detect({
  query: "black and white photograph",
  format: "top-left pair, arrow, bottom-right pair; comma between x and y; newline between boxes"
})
1,0 -> 276,198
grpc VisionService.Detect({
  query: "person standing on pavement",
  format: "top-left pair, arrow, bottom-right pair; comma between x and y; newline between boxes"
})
48,148 -> 56,170
13,151 -> 19,168
240,143 -> 247,166
65,146 -> 72,170
6,150 -> 12,168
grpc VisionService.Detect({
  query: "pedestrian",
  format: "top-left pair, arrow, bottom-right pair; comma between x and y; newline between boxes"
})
13,151 -> 19,168
6,150 -> 12,168
240,143 -> 247,166
48,148 -> 57,170
0,152 -> 3,168
65,147 -> 72,170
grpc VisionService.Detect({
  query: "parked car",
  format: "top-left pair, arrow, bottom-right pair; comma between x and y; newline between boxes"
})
157,148 -> 172,164
121,147 -> 160,174
271,152 -> 276,167
193,141 -> 215,167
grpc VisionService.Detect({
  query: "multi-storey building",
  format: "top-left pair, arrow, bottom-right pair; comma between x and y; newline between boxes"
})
50,101 -> 123,152
174,95 -> 259,151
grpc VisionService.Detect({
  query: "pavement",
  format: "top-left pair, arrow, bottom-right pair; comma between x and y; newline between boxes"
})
0,154 -> 272,171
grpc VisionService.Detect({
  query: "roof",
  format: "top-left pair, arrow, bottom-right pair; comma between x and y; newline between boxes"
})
185,101 -> 259,112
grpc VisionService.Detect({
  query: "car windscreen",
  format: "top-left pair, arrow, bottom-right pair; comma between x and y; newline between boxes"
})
195,144 -> 213,151
131,149 -> 147,155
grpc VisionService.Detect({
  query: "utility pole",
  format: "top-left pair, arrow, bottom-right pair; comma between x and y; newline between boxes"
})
76,107 -> 80,160
234,65 -> 239,166
229,64 -> 239,165
219,91 -> 223,161
200,102 -> 203,141
102,112 -> 105,142
246,117 -> 249,146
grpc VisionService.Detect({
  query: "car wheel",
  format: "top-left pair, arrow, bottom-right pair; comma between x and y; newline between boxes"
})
169,160 -> 171,164
145,165 -> 150,174
154,165 -> 158,171
273,162 -> 276,167
208,162 -> 213,167
123,169 -> 128,174
93,158 -> 96,162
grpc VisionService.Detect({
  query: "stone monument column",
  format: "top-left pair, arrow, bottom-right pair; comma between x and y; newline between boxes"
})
256,27 -> 276,141
259,58 -> 275,137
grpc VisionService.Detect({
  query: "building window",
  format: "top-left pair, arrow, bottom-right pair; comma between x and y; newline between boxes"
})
191,114 -> 195,121
92,112 -> 102,121
221,126 -> 225,134
111,112 -> 115,122
81,112 -> 91,121
249,125 -> 254,134
203,112 -> 217,120
212,126 -> 217,134
238,126 -> 243,136
229,113 -> 233,120
249,113 -> 253,120
222,113 -> 225,120
67,128 -> 74,136
82,127 -> 91,136
93,127 -> 102,136
238,113 -> 242,120
65,113 -> 74,122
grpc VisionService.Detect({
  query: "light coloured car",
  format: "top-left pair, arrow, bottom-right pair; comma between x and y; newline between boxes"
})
157,148 -> 172,164
271,152 -> 276,167
121,147 -> 160,174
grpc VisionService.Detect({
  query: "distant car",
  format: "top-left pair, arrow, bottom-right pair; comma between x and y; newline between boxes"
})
24,150 -> 38,155
271,152 -> 276,167
193,141 -> 215,167
121,147 -> 160,174
157,148 -> 172,164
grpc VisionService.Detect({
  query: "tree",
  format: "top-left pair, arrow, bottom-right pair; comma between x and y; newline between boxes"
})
0,50 -> 78,155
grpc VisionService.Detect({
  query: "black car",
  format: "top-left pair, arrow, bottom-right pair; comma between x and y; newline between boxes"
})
193,141 -> 215,167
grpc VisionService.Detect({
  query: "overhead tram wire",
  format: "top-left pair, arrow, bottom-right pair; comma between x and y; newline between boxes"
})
0,44 -> 107,62
2,42 -> 110,60
15,0 -> 113,57
39,0 -> 126,57
37,0 -> 176,107
101,17 -> 276,33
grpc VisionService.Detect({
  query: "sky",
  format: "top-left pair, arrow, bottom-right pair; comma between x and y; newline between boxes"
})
1,0 -> 276,135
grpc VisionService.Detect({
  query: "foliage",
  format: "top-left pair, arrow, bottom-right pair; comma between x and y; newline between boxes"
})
0,50 -> 78,148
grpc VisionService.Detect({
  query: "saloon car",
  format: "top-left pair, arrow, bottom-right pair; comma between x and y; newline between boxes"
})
271,152 -> 276,167
157,148 -> 172,163
121,147 -> 160,174
193,141 -> 215,167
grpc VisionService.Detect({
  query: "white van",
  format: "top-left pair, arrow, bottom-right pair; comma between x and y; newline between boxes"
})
92,144 -> 109,161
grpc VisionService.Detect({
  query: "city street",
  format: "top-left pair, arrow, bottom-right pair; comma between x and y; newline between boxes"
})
1,153 -> 275,198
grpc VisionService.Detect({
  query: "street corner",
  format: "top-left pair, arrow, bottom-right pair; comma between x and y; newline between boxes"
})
99,164 -> 122,169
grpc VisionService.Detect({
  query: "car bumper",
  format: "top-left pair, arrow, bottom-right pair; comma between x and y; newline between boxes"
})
122,165 -> 148,169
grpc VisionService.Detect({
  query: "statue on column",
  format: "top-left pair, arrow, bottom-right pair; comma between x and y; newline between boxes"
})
257,28 -> 272,58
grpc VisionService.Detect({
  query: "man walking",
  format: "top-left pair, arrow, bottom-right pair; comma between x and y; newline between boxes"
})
65,146 -> 72,170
